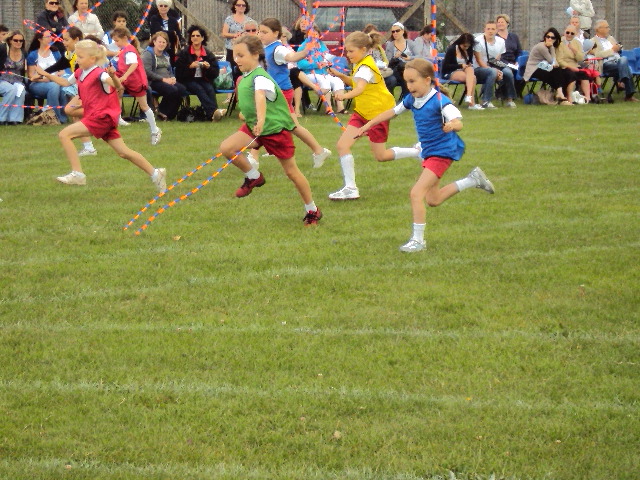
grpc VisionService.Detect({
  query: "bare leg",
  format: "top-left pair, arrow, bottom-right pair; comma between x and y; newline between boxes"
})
58,121 -> 92,172
278,156 -> 312,204
220,130 -> 257,173
410,168 -> 459,224
106,137 -> 155,175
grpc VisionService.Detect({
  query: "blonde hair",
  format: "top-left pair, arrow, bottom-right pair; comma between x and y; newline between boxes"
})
75,39 -> 107,65
345,31 -> 373,50
150,31 -> 170,46
496,13 -> 510,25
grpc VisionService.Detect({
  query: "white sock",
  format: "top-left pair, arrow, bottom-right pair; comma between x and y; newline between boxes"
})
339,154 -> 356,189
304,201 -> 317,212
391,146 -> 421,160
73,170 -> 86,177
82,141 -> 94,150
455,175 -> 476,192
412,223 -> 426,242
143,108 -> 159,133
150,168 -> 160,180
464,95 -> 473,104
246,168 -> 260,180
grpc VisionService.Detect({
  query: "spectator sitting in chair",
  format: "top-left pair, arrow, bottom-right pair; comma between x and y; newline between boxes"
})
569,16 -> 586,45
592,19 -> 638,102
524,28 -> 573,105
557,24 -> 592,103
442,33 -> 483,110
142,31 -> 187,120
0,30 -> 26,125
175,25 -> 227,121
473,20 -> 517,108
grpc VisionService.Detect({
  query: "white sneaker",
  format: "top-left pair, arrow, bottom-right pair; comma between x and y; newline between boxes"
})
328,186 -> 360,200
246,152 -> 259,169
399,239 -> 426,252
481,102 -> 497,109
468,166 -> 495,194
464,95 -> 473,104
505,100 -> 517,108
212,109 -> 227,122
468,104 -> 485,110
151,168 -> 167,192
151,128 -> 162,146
118,118 -> 130,126
78,148 -> 97,156
312,148 -> 331,168
57,171 -> 86,185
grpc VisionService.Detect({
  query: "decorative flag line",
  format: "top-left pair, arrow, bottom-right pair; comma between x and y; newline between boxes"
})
50,0 -> 108,49
129,137 -> 259,235
23,19 -> 63,44
429,0 -> 445,123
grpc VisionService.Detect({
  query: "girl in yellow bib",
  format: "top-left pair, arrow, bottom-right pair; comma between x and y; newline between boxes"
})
328,31 -> 420,200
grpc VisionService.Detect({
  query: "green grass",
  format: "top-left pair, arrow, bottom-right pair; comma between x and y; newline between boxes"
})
0,98 -> 639,480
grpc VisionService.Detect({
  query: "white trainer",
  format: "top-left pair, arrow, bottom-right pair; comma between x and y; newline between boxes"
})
468,166 -> 495,194
57,171 -> 86,185
399,239 -> 426,252
212,109 -> 227,122
505,100 -> 517,108
312,148 -> 331,168
118,118 -> 130,126
151,128 -> 162,146
464,95 -> 473,104
328,186 -> 360,200
468,104 -> 485,110
482,101 -> 497,109
78,148 -> 97,156
246,152 -> 259,169
152,168 -> 167,192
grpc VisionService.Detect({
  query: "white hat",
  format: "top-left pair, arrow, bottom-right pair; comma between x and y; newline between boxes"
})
391,22 -> 405,31
566,7 -> 574,16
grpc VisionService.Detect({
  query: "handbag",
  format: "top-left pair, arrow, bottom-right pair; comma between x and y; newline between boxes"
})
535,89 -> 556,105
26,108 -> 60,126
379,66 -> 394,78
484,37 -> 508,69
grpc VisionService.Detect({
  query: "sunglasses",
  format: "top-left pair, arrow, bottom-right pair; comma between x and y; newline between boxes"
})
48,1 -> 60,4
12,38 -> 25,43
245,29 -> 257,33
236,3 -> 246,6
565,31 -> 575,35
545,35 -> 556,40
158,4 -> 169,6
391,29 -> 402,33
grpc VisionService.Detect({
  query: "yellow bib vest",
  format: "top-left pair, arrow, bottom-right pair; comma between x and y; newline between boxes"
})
351,54 -> 396,121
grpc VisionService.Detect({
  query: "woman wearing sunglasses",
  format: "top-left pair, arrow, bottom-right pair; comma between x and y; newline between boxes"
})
557,24 -> 591,103
35,0 -> 68,39
0,31 -> 27,125
149,0 -> 183,63
384,22 -> 417,99
524,28 -> 572,105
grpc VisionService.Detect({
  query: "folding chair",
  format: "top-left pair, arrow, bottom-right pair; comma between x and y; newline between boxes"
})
216,60 -> 237,117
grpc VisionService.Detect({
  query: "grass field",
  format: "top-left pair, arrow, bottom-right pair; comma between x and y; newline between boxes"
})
0,98 -> 639,480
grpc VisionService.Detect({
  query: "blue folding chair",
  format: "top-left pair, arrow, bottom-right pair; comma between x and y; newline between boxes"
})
216,60 -> 236,116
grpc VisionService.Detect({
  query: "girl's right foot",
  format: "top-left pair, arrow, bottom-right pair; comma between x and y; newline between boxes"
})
399,239 -> 426,252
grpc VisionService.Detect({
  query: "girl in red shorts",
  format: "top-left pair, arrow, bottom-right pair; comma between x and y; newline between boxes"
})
112,27 -> 162,145
356,58 -> 495,252
328,31 -> 409,200
219,35 -> 322,226
37,40 -> 166,191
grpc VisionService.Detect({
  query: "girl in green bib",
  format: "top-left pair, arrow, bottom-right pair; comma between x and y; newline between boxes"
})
219,36 -> 322,226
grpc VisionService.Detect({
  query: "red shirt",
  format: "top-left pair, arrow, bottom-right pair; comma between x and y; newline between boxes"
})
75,67 -> 121,127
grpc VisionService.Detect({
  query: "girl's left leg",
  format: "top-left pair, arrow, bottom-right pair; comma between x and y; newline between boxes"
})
220,130 -> 264,197
330,124 -> 361,200
136,93 -> 161,143
106,137 -> 166,191
56,121 -> 94,185
279,156 -> 322,225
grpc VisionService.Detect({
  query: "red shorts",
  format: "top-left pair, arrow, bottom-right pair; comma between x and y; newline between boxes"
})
239,124 -> 295,159
122,80 -> 148,97
348,112 -> 389,143
282,88 -> 295,113
82,115 -> 121,141
422,156 -> 453,178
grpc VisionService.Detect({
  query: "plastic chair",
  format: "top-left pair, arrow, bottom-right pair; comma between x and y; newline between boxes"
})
216,60 -> 236,116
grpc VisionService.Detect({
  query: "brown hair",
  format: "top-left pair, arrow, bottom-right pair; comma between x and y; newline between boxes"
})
231,0 -> 250,14
405,58 -> 451,98
260,18 -> 282,37
112,27 -> 140,49
234,34 -> 264,56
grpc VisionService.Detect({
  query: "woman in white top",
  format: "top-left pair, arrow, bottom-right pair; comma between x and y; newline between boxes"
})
26,30 -> 68,122
68,0 -> 104,38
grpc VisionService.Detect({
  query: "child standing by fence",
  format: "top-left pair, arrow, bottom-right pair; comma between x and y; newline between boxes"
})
36,40 -> 166,191
356,58 -> 495,252
219,36 -> 322,226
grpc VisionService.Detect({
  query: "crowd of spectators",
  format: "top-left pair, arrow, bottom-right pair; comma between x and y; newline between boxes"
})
1,0 -> 637,127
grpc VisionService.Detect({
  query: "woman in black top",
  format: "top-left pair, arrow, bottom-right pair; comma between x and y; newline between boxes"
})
149,0 -> 183,64
35,0 -> 68,51
441,33 -> 482,109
